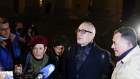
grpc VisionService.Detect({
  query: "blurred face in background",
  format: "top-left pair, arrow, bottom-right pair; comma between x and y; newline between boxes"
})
53,45 -> 64,56
32,44 -> 47,59
0,22 -> 10,38
76,22 -> 95,46
16,22 -> 23,29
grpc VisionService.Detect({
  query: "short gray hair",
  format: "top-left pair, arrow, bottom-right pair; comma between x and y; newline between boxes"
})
114,27 -> 137,46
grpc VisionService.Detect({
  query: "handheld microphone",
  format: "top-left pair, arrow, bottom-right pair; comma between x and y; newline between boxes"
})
36,64 -> 55,79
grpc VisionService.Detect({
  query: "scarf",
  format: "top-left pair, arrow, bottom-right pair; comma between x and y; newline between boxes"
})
30,54 -> 49,75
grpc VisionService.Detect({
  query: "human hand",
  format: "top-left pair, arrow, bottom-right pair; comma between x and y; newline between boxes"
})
14,64 -> 22,75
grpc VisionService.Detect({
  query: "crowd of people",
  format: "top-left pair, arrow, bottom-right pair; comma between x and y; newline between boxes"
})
0,17 -> 140,79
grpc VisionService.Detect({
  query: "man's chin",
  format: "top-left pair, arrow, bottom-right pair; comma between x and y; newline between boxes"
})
4,35 -> 10,38
77,40 -> 82,44
115,53 -> 119,57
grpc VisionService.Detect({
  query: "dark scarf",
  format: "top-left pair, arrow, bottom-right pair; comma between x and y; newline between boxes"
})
76,43 -> 92,71
30,54 -> 49,75
116,46 -> 135,62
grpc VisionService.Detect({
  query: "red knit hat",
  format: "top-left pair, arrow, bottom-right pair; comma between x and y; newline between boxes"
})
27,35 -> 48,47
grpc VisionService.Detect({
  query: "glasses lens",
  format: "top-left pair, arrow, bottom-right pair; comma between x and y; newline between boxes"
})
0,27 -> 10,31
76,29 -> 86,34
76,29 -> 93,35
80,30 -> 86,34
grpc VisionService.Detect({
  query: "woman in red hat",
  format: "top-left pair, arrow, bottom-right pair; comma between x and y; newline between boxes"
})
14,35 -> 56,79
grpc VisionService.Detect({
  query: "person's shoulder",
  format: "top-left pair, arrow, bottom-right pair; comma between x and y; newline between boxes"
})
101,49 -> 111,57
10,33 -> 16,38
67,44 -> 77,51
92,42 -> 110,56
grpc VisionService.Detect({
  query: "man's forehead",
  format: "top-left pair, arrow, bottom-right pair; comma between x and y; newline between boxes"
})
113,33 -> 122,41
0,23 -> 9,28
56,45 -> 64,47
114,33 -> 121,38
79,23 -> 92,30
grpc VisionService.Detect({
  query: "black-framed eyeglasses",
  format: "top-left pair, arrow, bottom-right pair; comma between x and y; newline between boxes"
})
75,29 -> 93,35
0,27 -> 10,31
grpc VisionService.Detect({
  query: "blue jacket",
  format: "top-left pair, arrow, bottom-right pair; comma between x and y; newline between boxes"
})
0,34 -> 21,70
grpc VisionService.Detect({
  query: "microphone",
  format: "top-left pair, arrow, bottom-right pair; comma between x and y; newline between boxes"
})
36,64 -> 55,79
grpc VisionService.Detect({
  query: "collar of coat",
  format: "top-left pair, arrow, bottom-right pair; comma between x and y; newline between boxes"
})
118,45 -> 140,63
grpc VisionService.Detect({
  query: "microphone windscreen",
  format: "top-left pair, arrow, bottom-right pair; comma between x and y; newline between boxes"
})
40,64 -> 55,79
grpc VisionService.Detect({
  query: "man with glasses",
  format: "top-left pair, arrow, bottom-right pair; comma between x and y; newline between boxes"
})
0,17 -> 22,71
63,21 -> 114,79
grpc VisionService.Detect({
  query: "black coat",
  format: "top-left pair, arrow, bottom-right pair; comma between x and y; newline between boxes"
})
63,42 -> 114,79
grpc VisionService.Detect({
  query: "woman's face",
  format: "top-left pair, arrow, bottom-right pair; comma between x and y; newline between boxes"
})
32,44 -> 47,59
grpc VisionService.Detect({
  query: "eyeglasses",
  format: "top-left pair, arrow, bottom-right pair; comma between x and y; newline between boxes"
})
0,27 -> 10,31
75,29 -> 93,35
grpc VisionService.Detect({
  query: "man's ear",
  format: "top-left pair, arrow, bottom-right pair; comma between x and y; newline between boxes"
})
127,41 -> 133,48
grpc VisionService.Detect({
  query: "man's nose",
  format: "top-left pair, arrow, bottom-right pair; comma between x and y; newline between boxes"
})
111,44 -> 114,49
